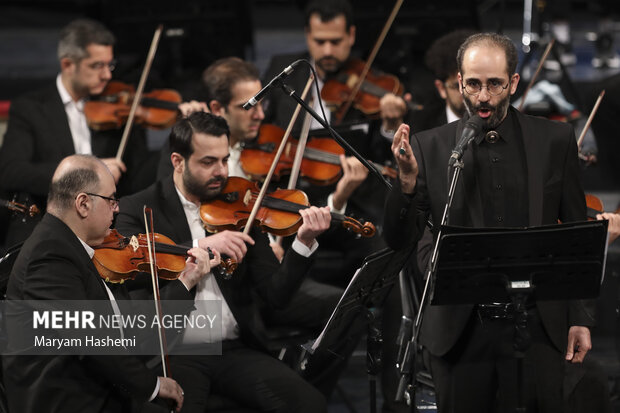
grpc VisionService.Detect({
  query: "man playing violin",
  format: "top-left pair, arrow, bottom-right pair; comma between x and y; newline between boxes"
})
0,18 -> 148,248
385,33 -> 597,411
115,111 -> 331,413
3,154 -> 217,413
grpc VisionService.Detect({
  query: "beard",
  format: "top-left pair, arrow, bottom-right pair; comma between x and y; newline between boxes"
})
463,91 -> 511,130
183,163 -> 227,202
316,56 -> 344,76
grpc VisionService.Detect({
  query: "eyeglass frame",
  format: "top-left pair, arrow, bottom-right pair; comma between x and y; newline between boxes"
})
461,78 -> 511,96
83,192 -> 120,208
85,60 -> 117,72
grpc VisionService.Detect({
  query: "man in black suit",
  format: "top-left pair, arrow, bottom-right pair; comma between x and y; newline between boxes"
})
0,19 -> 144,248
262,0 -> 398,287
410,29 -> 475,134
2,154 -> 217,412
115,112 -> 331,413
0,19 -> 204,248
385,33 -> 595,411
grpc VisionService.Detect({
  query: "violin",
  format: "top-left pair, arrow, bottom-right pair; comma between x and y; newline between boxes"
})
199,177 -> 376,238
1,198 -> 40,218
93,229 -> 236,283
84,81 -> 182,131
321,58 -> 405,120
241,124 -> 397,185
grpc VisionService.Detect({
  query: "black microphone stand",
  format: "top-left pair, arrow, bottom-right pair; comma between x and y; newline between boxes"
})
394,156 -> 466,411
276,80 -> 392,190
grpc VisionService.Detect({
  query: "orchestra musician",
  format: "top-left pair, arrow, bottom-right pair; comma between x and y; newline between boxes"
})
0,18 -> 205,249
2,154 -> 217,413
115,111 -> 331,413
385,32 -> 597,411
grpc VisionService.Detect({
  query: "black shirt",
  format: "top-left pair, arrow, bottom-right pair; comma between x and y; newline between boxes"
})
472,109 -> 529,228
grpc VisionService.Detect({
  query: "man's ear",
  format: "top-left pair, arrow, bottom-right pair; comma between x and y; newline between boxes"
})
209,100 -> 225,116
170,152 -> 185,173
60,57 -> 75,74
434,79 -> 447,100
75,193 -> 91,219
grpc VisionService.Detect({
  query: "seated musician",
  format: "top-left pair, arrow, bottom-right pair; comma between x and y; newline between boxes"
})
115,111 -> 330,413
0,18 -> 204,248
262,0 -> 405,287
2,154 -> 216,413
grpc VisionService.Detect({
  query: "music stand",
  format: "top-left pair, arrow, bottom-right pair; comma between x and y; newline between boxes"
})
302,245 -> 416,413
431,220 -> 608,412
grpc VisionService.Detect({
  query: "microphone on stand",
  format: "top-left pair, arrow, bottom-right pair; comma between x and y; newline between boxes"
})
448,115 -> 484,166
242,60 -> 301,110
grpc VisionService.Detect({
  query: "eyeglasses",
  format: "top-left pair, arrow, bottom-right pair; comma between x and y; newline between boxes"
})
462,79 -> 510,96
85,192 -> 120,208
86,60 -> 117,72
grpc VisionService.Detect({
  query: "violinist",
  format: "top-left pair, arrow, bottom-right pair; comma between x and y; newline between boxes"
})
262,0 -> 395,286
0,18 -> 148,247
115,112 -> 330,413
2,155 -> 215,413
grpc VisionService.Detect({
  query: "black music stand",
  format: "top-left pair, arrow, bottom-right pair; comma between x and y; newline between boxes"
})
301,245 -> 416,413
431,220 -> 608,413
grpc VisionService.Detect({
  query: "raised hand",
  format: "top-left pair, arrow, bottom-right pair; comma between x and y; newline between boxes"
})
390,123 -> 418,194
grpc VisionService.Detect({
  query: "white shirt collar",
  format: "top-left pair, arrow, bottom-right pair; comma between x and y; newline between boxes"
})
77,236 -> 95,259
56,74 -> 85,110
446,104 -> 461,124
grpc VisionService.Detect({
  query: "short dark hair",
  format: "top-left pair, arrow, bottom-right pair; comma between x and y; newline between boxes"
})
169,112 -> 230,160
425,29 -> 477,81
304,0 -> 353,30
48,155 -> 101,210
457,32 -> 519,77
58,18 -> 115,62
202,57 -> 260,107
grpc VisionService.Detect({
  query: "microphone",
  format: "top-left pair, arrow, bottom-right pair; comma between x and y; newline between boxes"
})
243,60 -> 300,110
448,115 -> 484,165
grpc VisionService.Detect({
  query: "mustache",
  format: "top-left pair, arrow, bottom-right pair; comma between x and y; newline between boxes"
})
205,177 -> 226,186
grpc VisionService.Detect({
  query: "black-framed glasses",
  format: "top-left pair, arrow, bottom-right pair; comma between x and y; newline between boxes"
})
86,60 -> 117,72
462,79 -> 510,96
84,192 -> 120,208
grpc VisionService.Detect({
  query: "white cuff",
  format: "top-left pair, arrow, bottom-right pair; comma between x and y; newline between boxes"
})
327,192 -> 347,215
292,237 -> 319,257
149,377 -> 161,401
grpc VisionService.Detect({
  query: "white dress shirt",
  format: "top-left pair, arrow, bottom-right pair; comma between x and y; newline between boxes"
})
56,74 -> 92,155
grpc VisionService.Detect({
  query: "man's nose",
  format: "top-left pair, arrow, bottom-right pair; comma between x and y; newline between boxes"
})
254,104 -> 265,120
477,87 -> 491,101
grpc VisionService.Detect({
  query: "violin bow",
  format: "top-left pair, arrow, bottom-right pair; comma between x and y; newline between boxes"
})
115,25 -> 164,162
1,198 -> 40,217
576,89 -> 605,158
334,0 -> 404,124
517,38 -> 555,112
143,206 -> 173,389
242,76 -> 314,237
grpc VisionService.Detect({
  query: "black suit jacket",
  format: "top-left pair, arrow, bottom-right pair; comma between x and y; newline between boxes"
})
3,213 -> 157,413
114,175 -> 316,351
0,83 -> 151,245
383,107 -> 594,356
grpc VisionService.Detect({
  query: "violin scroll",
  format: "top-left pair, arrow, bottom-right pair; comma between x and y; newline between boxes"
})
340,216 -> 376,238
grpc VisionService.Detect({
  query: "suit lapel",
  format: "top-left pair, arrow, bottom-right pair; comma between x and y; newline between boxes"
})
45,86 -> 77,156
161,176 -> 194,243
514,110 -> 543,226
